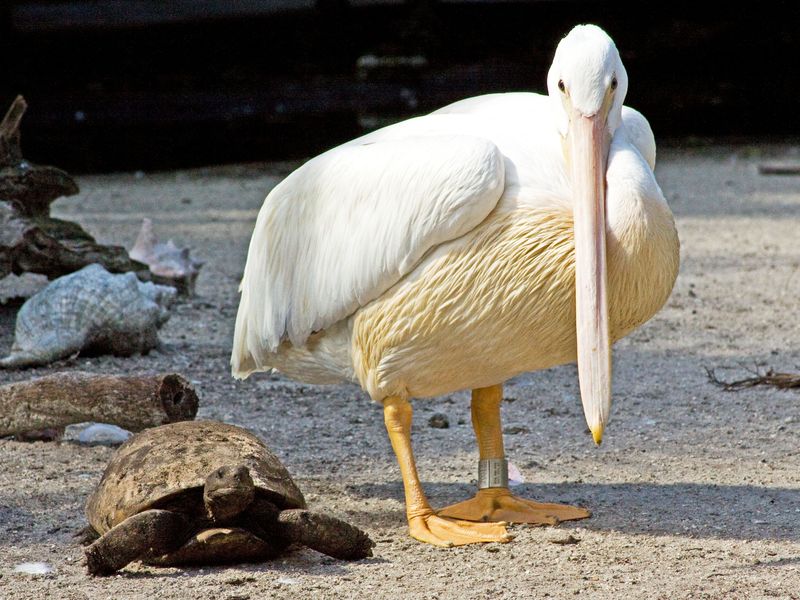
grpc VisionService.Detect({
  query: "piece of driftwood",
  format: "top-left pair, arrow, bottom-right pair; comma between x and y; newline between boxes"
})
0,372 -> 198,437
705,366 -> 800,391
0,96 -> 147,279
757,162 -> 800,176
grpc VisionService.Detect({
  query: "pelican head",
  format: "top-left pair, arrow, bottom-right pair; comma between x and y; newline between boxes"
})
547,24 -> 628,136
547,25 -> 628,445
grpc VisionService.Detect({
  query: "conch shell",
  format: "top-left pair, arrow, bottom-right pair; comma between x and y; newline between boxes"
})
129,218 -> 203,295
0,264 -> 175,368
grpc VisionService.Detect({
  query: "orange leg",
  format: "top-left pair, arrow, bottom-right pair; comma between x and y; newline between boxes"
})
382,396 -> 511,546
438,384 -> 591,525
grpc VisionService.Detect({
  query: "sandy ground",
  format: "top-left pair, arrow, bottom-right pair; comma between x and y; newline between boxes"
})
0,144 -> 799,599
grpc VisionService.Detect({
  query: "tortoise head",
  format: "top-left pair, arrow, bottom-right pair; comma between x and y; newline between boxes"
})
203,464 -> 255,522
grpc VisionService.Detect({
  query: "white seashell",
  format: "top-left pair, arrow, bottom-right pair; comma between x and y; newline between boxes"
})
0,263 -> 176,368
508,461 -> 525,487
14,562 -> 53,575
130,218 -> 203,295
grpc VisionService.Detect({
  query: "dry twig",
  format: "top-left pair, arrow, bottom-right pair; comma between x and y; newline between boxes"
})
705,366 -> 800,391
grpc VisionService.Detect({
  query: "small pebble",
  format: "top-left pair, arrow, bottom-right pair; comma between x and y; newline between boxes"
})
503,426 -> 529,435
550,535 -> 581,545
77,423 -> 131,446
14,427 -> 63,442
225,576 -> 256,586
428,413 -> 449,429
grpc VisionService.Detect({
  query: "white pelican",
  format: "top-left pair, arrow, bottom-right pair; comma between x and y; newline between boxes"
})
232,24 -> 679,547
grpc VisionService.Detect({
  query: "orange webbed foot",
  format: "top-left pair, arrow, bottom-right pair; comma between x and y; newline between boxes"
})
438,488 -> 590,525
407,509 -> 513,547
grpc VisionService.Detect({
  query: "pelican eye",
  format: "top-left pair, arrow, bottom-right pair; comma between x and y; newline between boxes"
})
557,79 -> 566,93
610,77 -> 618,91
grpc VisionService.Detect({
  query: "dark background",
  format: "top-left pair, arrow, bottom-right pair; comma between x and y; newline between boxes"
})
2,0 -> 798,173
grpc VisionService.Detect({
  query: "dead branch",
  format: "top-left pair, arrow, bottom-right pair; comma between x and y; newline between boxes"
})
0,95 -> 27,165
0,96 -> 148,279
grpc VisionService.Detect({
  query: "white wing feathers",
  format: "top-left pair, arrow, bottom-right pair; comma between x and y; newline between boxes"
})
620,106 -> 656,170
232,134 -> 505,377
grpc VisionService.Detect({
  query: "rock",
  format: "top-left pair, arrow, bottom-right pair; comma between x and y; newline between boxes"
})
13,427 -> 64,442
550,534 -> 581,545
77,423 -> 132,446
503,426 -> 529,435
428,413 -> 449,429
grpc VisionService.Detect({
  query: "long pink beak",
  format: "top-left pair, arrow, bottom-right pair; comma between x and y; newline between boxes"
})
569,112 -> 611,445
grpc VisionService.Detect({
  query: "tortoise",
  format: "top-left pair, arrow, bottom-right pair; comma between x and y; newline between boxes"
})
83,420 -> 374,575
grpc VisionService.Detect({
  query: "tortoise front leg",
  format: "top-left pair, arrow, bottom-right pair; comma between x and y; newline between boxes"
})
243,497 -> 374,560
277,509 -> 374,560
85,509 -> 191,575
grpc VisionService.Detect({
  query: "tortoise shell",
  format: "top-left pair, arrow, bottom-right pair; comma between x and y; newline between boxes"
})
86,420 -> 306,534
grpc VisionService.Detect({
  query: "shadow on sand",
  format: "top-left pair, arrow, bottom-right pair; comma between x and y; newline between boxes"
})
347,480 -> 800,543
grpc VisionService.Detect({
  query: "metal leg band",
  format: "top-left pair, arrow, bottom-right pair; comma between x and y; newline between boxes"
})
478,458 -> 508,489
